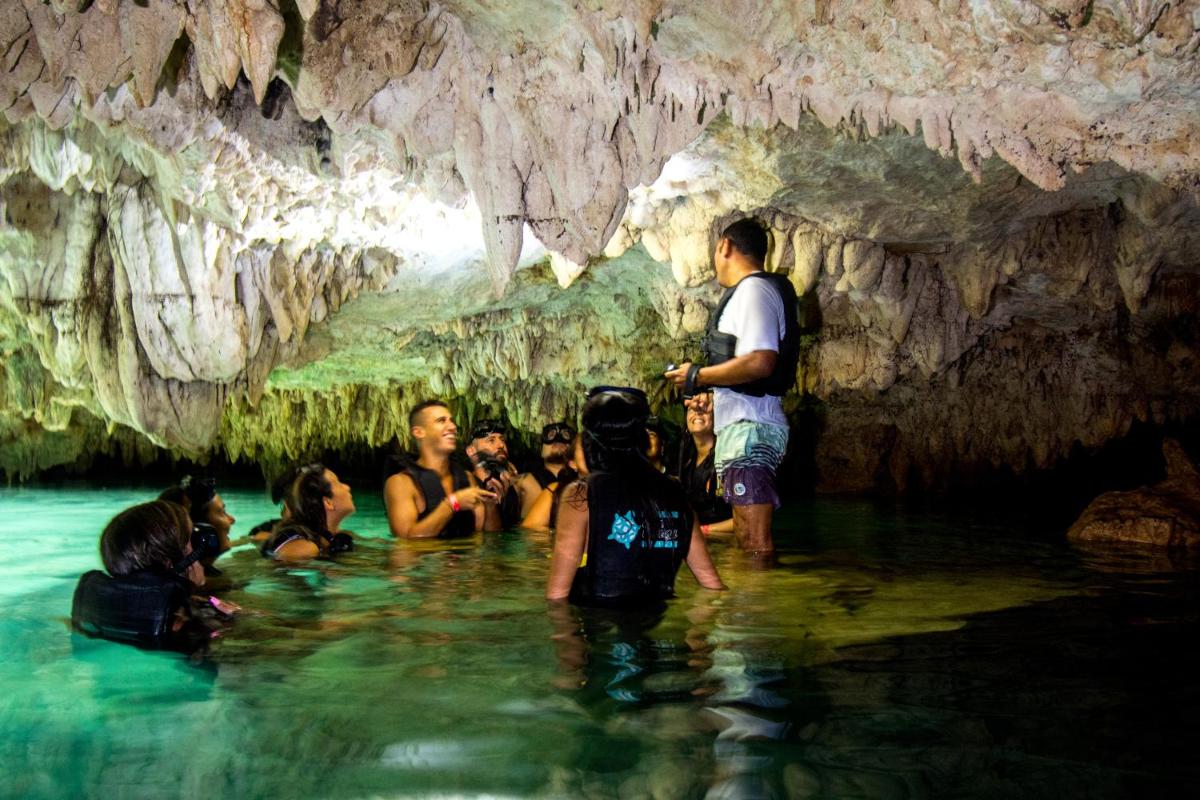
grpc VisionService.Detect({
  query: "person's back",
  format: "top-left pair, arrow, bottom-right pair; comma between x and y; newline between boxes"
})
71,500 -> 212,649
546,387 -> 725,607
569,468 -> 693,608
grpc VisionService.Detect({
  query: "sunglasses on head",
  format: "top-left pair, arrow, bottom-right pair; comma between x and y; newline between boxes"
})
541,423 -> 575,444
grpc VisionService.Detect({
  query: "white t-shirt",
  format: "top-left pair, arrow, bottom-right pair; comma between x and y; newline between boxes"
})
713,276 -> 789,433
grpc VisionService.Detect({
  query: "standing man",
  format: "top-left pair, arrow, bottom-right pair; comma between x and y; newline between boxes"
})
384,400 -> 499,538
665,218 -> 799,554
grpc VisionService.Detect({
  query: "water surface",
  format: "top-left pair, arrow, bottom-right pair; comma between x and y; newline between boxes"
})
1,485 -> 1196,799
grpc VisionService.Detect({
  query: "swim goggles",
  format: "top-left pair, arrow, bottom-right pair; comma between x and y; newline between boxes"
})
470,419 -> 506,442
541,422 -> 575,444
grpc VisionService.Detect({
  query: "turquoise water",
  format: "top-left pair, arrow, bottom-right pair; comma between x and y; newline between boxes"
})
1,485 -> 1198,799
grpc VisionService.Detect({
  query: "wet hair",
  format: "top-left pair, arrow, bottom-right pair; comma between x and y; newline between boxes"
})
100,500 -> 192,577
159,477 -> 217,523
285,463 -> 334,538
157,485 -> 188,507
721,218 -> 768,264
270,464 -> 302,506
580,390 -> 652,475
579,389 -> 681,543
180,476 -> 218,525
409,399 -> 449,430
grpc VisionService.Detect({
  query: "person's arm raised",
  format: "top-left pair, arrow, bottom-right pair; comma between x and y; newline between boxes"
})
546,481 -> 589,601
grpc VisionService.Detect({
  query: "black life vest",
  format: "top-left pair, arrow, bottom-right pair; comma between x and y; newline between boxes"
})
384,454 -> 477,538
412,462 -> 477,538
701,271 -> 800,397
569,471 -> 694,608
680,448 -> 732,525
71,570 -> 191,648
529,464 -> 560,490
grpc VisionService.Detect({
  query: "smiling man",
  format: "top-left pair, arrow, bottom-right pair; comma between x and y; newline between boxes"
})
384,399 -> 499,538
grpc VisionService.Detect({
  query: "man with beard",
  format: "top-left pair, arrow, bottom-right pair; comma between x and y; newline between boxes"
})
520,421 -> 575,514
465,419 -> 533,529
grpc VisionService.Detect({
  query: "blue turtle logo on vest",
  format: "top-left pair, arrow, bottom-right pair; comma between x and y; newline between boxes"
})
608,511 -> 641,550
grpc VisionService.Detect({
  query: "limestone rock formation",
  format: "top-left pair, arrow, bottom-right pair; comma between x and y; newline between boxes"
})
1068,440 -> 1200,550
1,1 -> 1198,488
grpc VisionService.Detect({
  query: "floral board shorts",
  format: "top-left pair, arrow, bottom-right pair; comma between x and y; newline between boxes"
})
714,421 -> 789,509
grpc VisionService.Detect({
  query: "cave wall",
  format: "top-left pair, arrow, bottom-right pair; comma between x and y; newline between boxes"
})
1,1 -> 1199,489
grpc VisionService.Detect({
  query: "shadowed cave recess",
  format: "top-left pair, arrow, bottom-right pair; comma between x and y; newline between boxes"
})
2,0 -> 1198,503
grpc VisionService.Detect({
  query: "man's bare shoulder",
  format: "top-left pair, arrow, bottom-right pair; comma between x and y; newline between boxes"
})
384,471 -> 418,497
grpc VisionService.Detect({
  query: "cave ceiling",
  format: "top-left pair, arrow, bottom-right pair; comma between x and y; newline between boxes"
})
1,0 -> 1199,486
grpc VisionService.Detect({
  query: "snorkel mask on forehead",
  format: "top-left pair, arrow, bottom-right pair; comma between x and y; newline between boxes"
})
541,422 -> 575,444
469,419 -> 506,442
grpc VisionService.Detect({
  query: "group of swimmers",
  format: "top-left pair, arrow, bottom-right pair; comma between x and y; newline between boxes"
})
72,214 -> 798,651
70,385 -> 736,650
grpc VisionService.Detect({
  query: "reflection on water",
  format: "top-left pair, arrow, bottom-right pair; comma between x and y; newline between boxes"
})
1,486 -> 1198,798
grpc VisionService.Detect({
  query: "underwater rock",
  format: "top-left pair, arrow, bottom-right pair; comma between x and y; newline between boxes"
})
1068,440 -> 1200,551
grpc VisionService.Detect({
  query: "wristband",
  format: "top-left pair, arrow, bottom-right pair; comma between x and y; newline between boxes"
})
684,364 -> 703,398
447,493 -> 461,513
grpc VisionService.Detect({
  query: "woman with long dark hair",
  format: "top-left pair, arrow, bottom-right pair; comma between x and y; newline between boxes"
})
677,392 -> 734,536
546,387 -> 725,607
261,463 -> 356,561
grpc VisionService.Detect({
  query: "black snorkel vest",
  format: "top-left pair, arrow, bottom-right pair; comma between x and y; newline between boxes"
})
384,455 -> 477,538
411,462 -> 477,538
71,570 -> 191,649
700,271 -> 800,397
529,464 -> 560,490
569,471 -> 693,609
